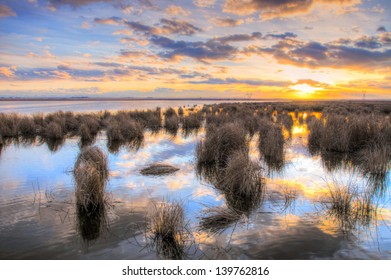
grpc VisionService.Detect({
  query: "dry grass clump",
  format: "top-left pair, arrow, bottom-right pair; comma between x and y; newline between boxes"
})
120,119 -> 144,141
106,118 -> 144,152
0,113 -> 19,138
218,151 -> 265,214
140,164 -> 179,176
147,201 -> 192,259
74,146 -> 109,211
322,178 -> 379,235
199,151 -> 265,234
17,117 -> 36,137
278,112 -> 294,132
182,112 -> 202,135
128,109 -> 162,132
307,116 -> 323,153
178,106 -> 184,116
241,113 -> 260,137
78,115 -> 101,136
259,120 -> 285,172
45,121 -> 64,139
320,115 -> 351,153
44,112 -> 66,134
358,144 -> 390,176
196,123 -> 248,183
164,108 -> 179,134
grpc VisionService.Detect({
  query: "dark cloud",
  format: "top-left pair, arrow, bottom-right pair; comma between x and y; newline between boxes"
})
157,18 -> 203,36
212,32 -> 263,44
377,26 -> 387,33
0,4 -> 16,17
266,32 -> 298,40
354,36 -> 383,49
124,21 -> 155,34
212,17 -> 244,27
247,36 -> 391,70
93,62 -> 123,67
149,35 -> 238,62
124,18 -> 202,36
223,0 -> 361,19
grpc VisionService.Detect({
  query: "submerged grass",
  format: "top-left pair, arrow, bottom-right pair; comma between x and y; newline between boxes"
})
322,177 -> 379,236
140,164 -> 179,176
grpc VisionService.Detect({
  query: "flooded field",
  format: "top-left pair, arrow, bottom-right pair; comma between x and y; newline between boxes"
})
1,102 -> 391,259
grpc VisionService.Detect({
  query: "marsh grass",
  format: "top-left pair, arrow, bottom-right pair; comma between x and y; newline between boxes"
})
164,115 -> 179,135
0,113 -> 19,138
45,121 -> 64,139
17,117 -> 36,137
147,201 -> 193,259
322,177 -> 379,236
196,122 -> 248,183
140,164 -> 179,176
218,151 -> 265,214
74,146 -> 109,211
259,121 -> 285,172
106,118 -> 144,152
182,112 -> 202,136
278,112 -> 294,132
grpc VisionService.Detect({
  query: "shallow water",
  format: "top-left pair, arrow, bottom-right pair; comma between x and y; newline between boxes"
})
0,100 -> 265,114
1,107 -> 391,259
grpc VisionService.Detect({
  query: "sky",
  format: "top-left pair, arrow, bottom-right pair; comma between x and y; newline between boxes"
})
0,0 -> 390,99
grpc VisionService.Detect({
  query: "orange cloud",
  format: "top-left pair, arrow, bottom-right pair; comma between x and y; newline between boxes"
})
166,5 -> 191,16
0,66 -> 16,78
0,4 -> 16,17
223,0 -> 361,20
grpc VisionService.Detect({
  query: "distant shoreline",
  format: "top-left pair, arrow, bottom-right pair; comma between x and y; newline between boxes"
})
0,97 -> 283,102
0,98 -> 390,103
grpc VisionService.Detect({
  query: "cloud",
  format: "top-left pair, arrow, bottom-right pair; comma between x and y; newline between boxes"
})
223,0 -> 361,20
189,77 -> 289,87
377,26 -> 387,33
0,66 -> 16,78
149,35 -> 238,62
211,17 -> 244,27
124,18 -> 203,36
124,21 -> 155,34
94,16 -> 122,25
119,50 -> 147,58
113,29 -> 133,36
212,32 -> 263,44
247,36 -> 391,70
1,67 -> 106,81
47,0 -> 114,9
0,4 -> 16,17
354,36 -> 383,49
265,32 -> 298,40
166,5 -> 191,16
157,18 -> 202,36
193,0 -> 216,8
27,50 -> 56,59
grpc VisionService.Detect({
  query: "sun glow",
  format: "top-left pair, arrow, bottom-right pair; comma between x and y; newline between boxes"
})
290,83 -> 322,96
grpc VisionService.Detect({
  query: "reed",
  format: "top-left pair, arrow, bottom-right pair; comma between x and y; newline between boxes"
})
74,146 -> 109,211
